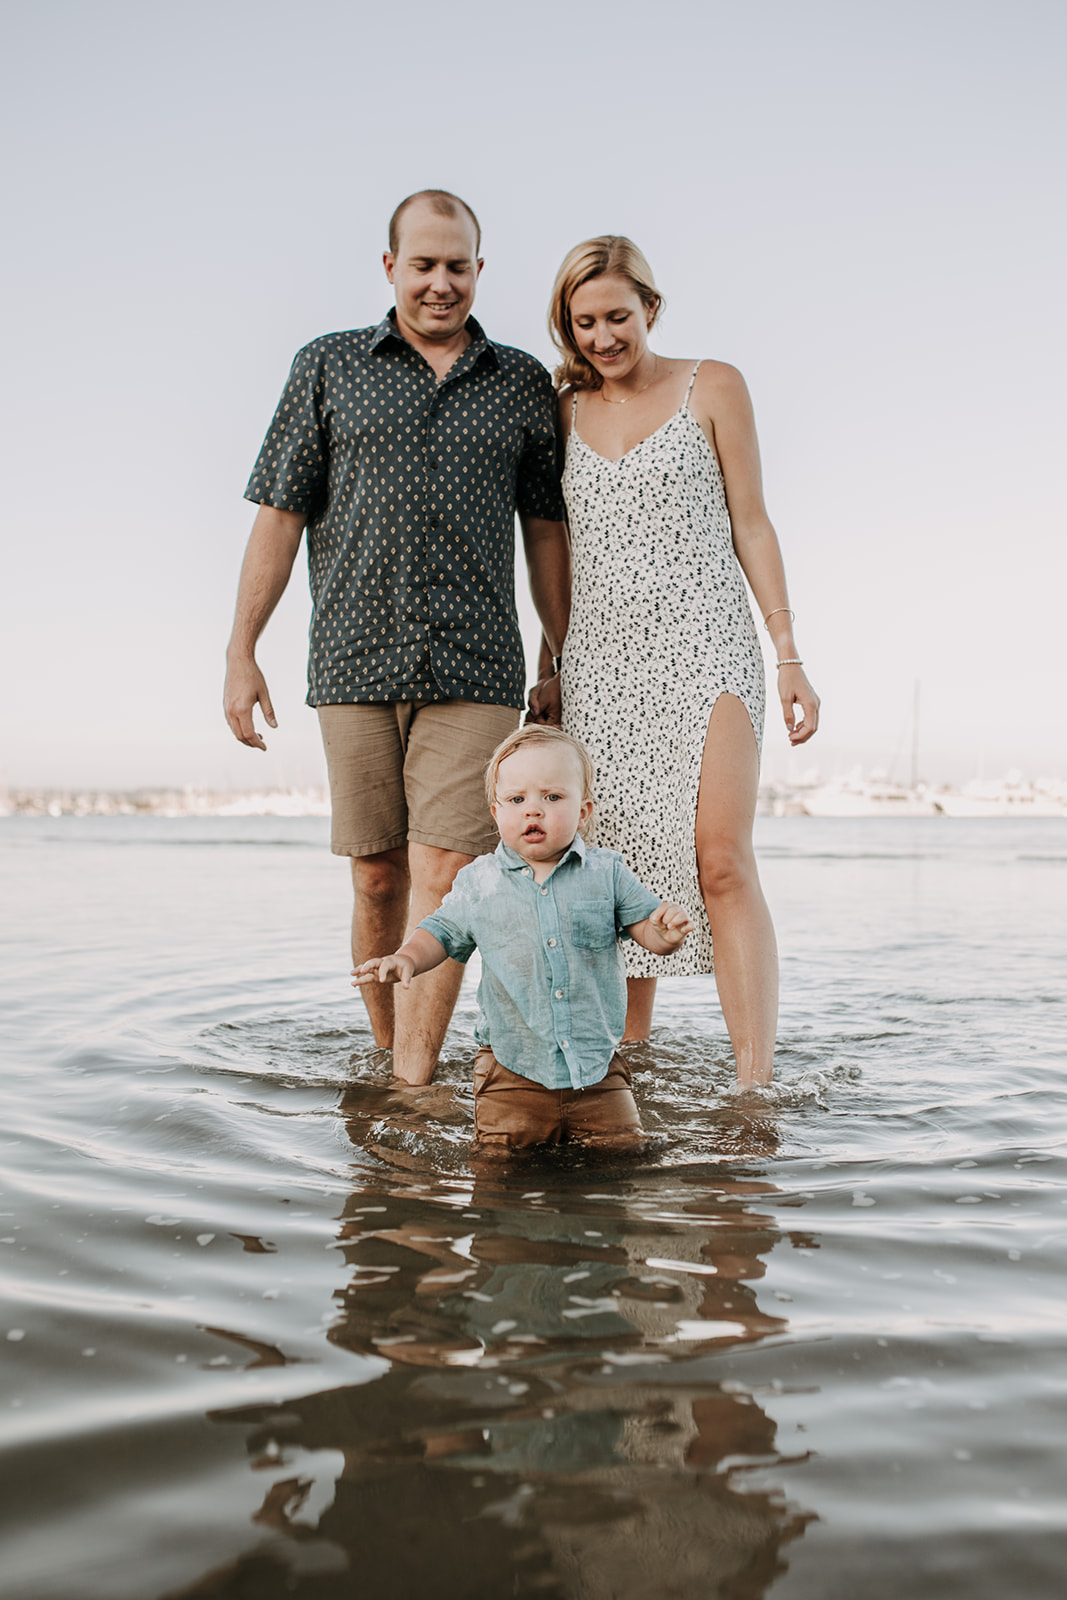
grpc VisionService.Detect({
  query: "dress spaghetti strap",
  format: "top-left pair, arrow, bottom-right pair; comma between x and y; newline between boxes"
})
683,361 -> 702,410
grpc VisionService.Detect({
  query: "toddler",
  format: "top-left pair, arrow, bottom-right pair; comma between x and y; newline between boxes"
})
354,726 -> 693,1152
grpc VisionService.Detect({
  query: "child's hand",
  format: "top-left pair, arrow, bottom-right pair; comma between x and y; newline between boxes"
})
352,953 -> 416,989
650,902 -> 695,947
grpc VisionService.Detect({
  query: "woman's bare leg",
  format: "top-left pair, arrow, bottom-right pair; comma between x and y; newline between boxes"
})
623,976 -> 657,1041
695,694 -> 778,1087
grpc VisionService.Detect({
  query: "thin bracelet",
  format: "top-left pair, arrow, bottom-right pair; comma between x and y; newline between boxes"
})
764,607 -> 795,630
551,655 -> 562,675
776,658 -> 803,668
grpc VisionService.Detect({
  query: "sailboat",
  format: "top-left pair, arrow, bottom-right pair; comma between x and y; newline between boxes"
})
800,682 -> 940,817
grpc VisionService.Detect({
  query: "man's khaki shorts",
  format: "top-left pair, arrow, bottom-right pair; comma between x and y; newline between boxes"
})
317,700 -> 520,858
472,1049 -> 647,1153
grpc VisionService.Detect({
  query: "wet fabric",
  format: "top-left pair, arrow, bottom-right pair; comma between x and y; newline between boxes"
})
472,1049 -> 645,1150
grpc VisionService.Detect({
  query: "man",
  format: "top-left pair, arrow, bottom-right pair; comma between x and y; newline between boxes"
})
224,190 -> 569,1085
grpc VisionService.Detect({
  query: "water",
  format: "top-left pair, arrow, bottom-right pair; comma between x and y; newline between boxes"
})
1,815 -> 1065,1598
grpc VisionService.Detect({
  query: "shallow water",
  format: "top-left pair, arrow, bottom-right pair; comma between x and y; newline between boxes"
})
1,815 -> 1065,1598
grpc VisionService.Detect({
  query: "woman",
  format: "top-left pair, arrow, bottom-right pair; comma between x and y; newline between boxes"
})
533,237 -> 819,1088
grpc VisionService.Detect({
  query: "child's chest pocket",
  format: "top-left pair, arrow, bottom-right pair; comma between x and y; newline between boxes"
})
567,900 -> 618,950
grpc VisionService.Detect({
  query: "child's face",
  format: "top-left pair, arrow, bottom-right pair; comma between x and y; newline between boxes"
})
491,745 -> 593,867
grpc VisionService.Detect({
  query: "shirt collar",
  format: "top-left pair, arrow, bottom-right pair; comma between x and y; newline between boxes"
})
495,835 -> 587,874
370,309 -> 500,369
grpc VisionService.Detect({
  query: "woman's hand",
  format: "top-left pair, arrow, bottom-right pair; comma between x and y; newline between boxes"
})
778,665 -> 819,745
352,953 -> 416,989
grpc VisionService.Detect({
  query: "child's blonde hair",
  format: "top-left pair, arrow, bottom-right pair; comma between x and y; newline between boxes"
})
485,726 -> 596,837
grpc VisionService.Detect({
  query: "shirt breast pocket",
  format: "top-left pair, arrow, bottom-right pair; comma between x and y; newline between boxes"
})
567,900 -> 618,950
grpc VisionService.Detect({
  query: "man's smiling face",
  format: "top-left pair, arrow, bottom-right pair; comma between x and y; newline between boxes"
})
384,200 -> 482,344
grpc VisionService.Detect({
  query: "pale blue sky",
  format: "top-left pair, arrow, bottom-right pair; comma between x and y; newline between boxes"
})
2,0 -> 1064,789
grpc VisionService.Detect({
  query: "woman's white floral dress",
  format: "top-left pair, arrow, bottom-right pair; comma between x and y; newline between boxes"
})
561,364 -> 765,977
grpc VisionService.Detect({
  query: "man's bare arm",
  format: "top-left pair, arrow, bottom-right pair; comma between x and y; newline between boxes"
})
519,515 -> 570,658
520,515 -> 570,725
223,505 -> 306,750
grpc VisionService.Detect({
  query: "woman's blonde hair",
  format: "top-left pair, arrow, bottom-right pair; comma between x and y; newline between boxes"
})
548,236 -> 664,392
485,725 -> 596,839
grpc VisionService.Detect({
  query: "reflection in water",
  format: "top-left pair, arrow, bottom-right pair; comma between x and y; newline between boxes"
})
171,1081 -> 814,1599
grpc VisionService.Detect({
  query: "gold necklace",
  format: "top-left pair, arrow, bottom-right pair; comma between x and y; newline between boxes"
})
599,355 -> 659,405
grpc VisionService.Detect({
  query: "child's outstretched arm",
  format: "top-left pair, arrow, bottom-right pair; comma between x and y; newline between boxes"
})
627,902 -> 695,956
352,930 -> 447,990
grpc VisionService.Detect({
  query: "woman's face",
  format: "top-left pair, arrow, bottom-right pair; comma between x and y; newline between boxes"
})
568,273 -> 654,381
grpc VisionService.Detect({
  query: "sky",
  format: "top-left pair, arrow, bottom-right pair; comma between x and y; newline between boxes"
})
1,0 -> 1065,792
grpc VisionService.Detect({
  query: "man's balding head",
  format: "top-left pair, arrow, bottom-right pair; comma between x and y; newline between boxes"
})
388,190 -> 481,256
383,191 -> 483,347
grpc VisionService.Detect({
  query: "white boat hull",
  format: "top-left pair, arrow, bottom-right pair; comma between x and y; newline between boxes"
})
934,793 -> 1064,819
800,782 -> 940,818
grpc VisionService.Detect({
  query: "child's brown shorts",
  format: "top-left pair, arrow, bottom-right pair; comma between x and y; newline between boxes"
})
472,1049 -> 646,1153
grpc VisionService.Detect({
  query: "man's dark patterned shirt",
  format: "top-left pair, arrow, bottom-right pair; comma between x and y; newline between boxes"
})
245,312 -> 564,709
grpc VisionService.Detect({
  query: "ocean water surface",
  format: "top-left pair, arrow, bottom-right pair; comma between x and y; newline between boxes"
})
1,815 -> 1065,1598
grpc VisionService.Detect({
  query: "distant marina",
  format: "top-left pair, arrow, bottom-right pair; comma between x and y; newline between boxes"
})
0,785 -> 332,819
3,770 -> 1066,820
765,768 -> 1067,818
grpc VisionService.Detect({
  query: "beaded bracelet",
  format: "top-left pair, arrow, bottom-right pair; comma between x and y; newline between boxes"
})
764,607 -> 795,629
776,658 -> 804,668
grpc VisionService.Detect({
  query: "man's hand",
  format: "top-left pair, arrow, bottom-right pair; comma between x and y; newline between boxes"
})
526,672 -> 562,726
648,902 -> 695,948
352,953 -> 417,989
224,655 -> 277,751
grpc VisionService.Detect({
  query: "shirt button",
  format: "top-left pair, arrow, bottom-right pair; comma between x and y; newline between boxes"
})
561,1040 -> 569,1049
555,988 -> 564,999
428,458 -> 437,469
522,868 -> 531,876
429,516 -> 439,529
540,886 -> 548,896
547,938 -> 556,947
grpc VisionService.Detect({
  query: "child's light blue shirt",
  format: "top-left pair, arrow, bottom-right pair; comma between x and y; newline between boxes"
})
419,837 -> 660,1091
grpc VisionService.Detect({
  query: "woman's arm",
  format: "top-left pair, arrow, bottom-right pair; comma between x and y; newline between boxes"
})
692,364 -> 820,746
